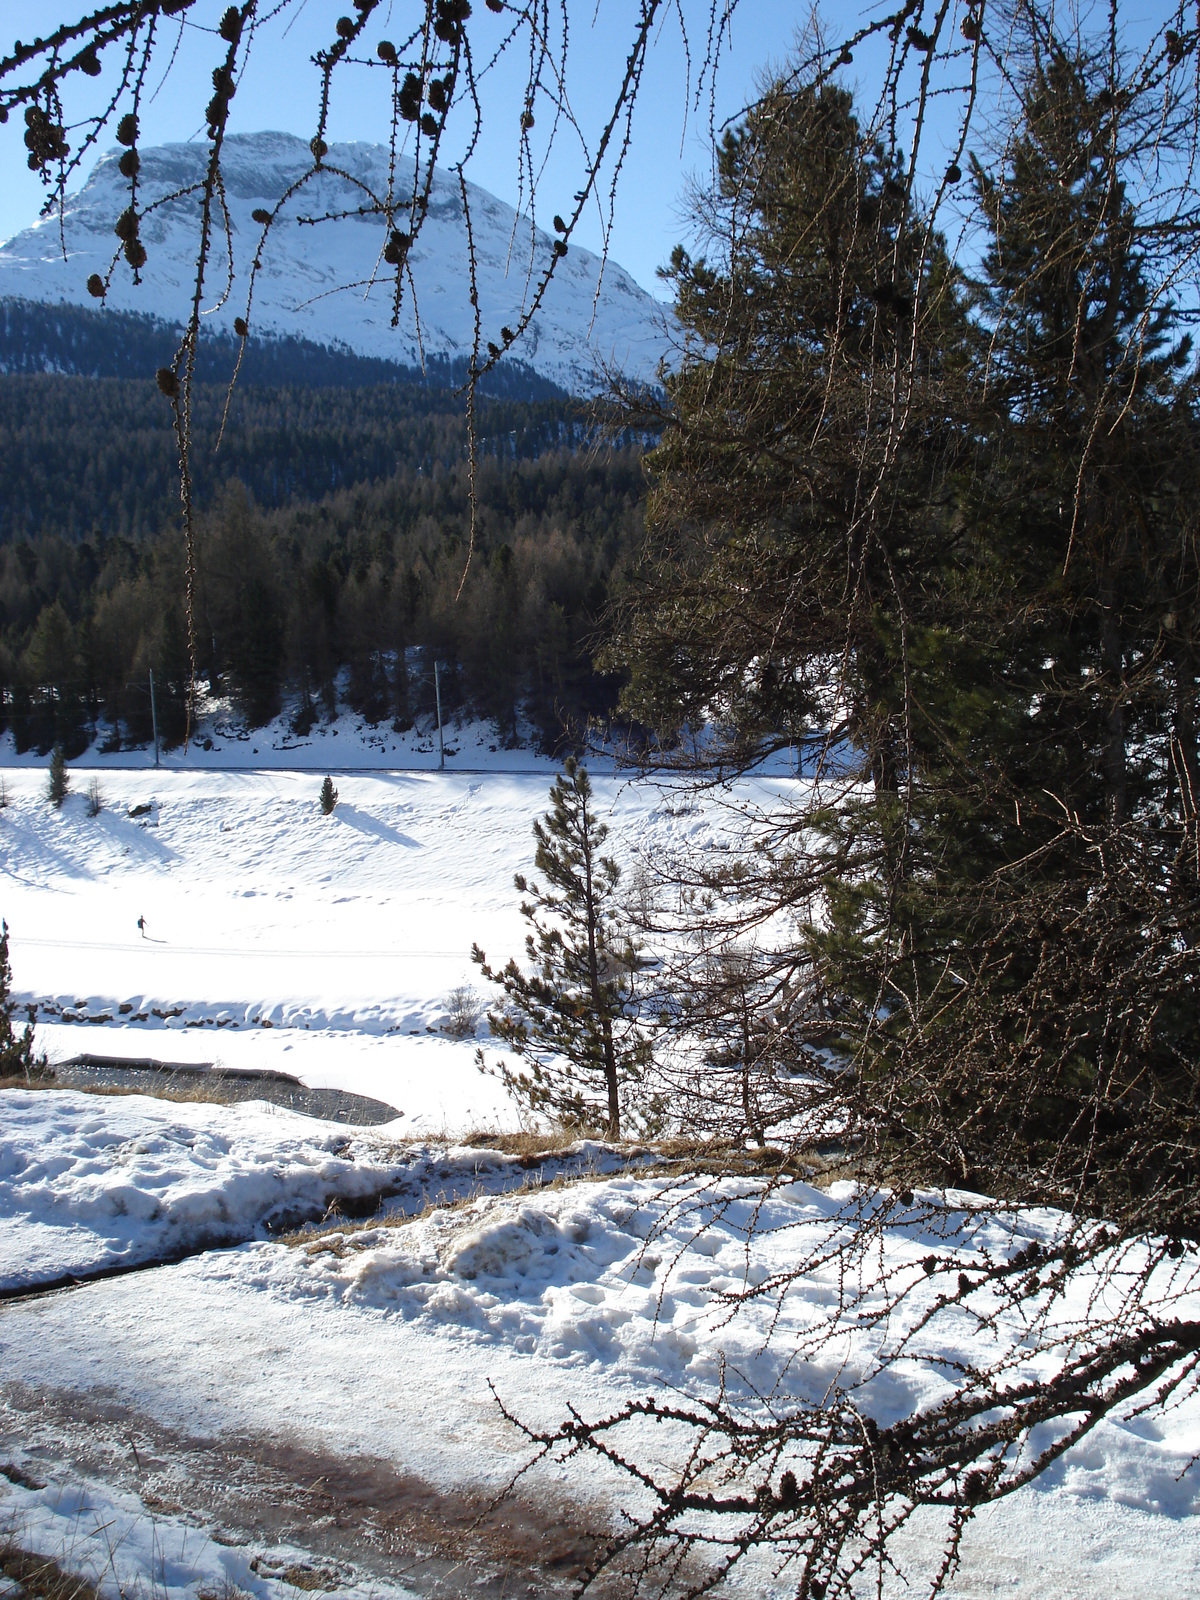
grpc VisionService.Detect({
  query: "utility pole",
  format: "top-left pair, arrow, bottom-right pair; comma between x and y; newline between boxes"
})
149,668 -> 160,768
433,660 -> 445,771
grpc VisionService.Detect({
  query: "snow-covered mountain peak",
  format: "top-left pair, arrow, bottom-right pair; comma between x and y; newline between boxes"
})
0,132 -> 674,393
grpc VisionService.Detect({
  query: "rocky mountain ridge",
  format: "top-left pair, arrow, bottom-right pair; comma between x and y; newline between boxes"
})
0,132 -> 673,394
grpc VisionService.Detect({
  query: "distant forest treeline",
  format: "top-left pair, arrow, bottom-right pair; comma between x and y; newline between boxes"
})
0,372 -> 603,540
0,299 -> 566,399
0,304 -> 648,754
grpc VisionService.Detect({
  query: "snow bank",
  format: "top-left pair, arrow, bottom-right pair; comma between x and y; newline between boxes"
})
0,704 -> 570,775
0,1088 -> 654,1294
0,1090 -> 408,1292
3,1157 -> 1197,1596
274,1175 -> 1200,1476
248,1174 -> 1200,1592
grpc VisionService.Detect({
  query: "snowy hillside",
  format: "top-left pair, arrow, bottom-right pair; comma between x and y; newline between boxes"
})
0,133 -> 674,394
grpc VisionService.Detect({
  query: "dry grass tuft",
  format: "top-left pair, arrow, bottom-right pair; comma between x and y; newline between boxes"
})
282,1566 -> 340,1591
460,1127 -> 587,1158
196,1583 -> 256,1600
246,1554 -> 343,1592
0,1542 -> 101,1600
644,1136 -> 835,1179
0,1075 -> 236,1107
457,1128 -> 822,1175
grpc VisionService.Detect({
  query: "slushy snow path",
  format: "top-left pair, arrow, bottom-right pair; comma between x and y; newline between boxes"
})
0,1100 -> 1196,1597
0,1466 -> 408,1600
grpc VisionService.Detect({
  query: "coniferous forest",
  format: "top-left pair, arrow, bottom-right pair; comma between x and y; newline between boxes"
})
0,315 -> 645,756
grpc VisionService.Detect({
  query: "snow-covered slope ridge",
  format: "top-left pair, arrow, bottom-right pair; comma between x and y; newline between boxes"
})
0,132 -> 673,394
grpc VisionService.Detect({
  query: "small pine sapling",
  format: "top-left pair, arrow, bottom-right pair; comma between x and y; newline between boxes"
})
86,778 -> 103,817
47,745 -> 68,808
319,775 -> 338,815
473,757 -> 651,1139
0,921 -> 46,1080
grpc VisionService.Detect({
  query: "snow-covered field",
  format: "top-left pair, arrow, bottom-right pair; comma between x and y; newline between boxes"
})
0,732 -> 624,1128
0,715 -> 780,1126
2,736 -> 1197,1599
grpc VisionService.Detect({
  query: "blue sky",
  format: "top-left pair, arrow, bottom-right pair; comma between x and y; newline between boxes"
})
0,1 -> 797,297
3,3 -> 1177,297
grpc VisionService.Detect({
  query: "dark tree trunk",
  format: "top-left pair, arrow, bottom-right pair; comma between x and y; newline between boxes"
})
582,804 -> 621,1140
1100,602 -> 1127,826
739,990 -> 765,1148
1173,641 -> 1199,825
1172,640 -> 1199,891
601,1016 -> 620,1140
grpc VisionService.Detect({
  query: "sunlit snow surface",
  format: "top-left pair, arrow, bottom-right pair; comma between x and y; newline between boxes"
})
1,730 -> 1198,1597
1,1099 -> 1197,1597
0,1091 -> 408,1290
0,133 -> 674,393
0,713 -> 779,1130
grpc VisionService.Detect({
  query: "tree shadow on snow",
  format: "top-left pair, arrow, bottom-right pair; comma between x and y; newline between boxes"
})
333,806 -> 420,848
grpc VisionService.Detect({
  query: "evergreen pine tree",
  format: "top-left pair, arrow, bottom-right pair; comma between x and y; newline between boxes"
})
473,758 -> 649,1138
47,743 -> 68,808
613,54 -> 1200,1218
0,921 -> 43,1080
319,775 -> 338,815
